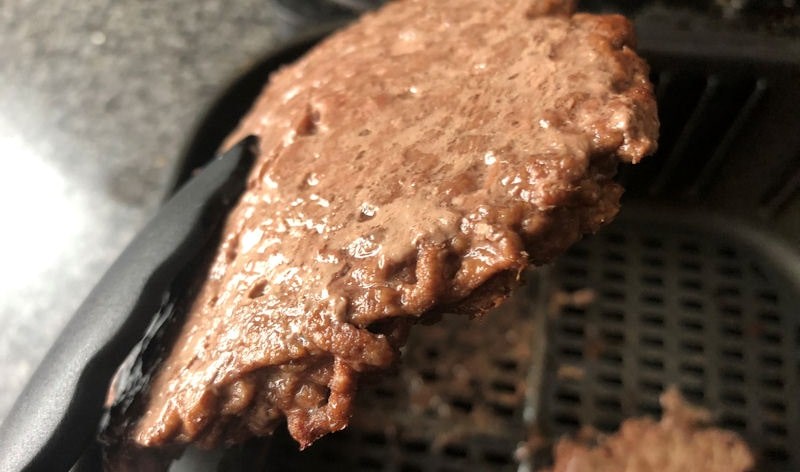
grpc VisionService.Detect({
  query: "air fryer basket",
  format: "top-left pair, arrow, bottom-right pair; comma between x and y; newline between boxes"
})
171,3 -> 800,471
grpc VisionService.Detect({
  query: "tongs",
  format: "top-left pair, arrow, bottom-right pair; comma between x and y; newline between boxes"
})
0,138 -> 257,472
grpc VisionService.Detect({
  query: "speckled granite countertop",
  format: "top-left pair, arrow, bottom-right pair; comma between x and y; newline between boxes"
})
0,1 -> 291,422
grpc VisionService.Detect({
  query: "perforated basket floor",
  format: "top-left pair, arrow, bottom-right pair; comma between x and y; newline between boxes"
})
533,207 -> 800,471
259,207 -> 800,472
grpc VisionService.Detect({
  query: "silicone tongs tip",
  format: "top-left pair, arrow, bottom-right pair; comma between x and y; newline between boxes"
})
0,137 -> 257,472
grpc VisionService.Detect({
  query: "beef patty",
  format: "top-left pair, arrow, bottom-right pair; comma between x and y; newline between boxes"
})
545,388 -> 755,472
116,0 -> 658,458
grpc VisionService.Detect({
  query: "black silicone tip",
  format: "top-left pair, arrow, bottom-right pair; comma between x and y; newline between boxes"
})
0,138 -> 257,472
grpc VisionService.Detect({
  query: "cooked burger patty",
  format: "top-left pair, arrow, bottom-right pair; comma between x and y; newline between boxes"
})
118,0 -> 658,458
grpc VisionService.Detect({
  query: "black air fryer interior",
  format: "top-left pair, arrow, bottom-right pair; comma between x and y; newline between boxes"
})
172,2 -> 800,470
